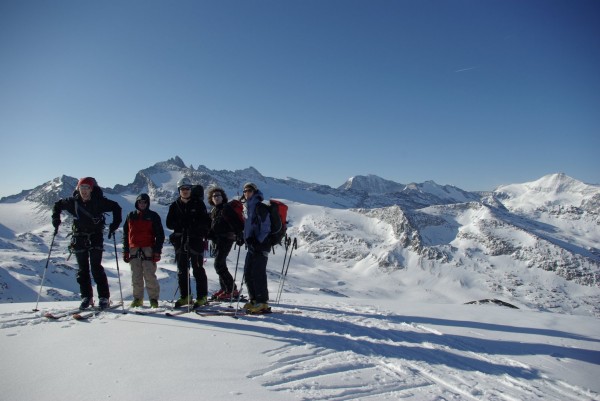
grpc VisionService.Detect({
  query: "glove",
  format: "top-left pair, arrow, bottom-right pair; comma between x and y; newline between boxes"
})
123,252 -> 130,263
235,234 -> 245,247
52,218 -> 60,234
152,253 -> 161,263
108,223 -> 118,239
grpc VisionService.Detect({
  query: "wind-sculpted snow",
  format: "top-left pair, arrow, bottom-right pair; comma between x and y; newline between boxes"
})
245,302 -> 598,400
1,297 -> 598,401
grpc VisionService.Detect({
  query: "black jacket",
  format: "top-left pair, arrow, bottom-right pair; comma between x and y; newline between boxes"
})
52,187 -> 122,235
166,197 -> 211,240
209,204 -> 235,240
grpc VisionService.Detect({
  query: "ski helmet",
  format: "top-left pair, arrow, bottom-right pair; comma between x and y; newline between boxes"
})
177,177 -> 192,189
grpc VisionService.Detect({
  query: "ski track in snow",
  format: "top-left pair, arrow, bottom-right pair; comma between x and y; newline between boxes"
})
1,301 -> 598,401
239,303 -> 595,400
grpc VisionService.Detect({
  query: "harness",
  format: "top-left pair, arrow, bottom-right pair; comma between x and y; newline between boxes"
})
129,248 -> 151,260
171,231 -> 203,257
67,231 -> 104,260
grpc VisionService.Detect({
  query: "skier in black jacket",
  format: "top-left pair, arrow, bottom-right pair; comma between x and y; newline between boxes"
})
51,177 -> 122,310
166,178 -> 211,308
207,186 -> 239,300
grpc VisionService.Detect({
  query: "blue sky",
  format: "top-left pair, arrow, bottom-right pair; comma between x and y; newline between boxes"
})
1,0 -> 599,198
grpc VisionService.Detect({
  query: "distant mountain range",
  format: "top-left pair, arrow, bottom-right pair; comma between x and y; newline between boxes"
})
0,155 -> 491,208
1,156 -> 598,316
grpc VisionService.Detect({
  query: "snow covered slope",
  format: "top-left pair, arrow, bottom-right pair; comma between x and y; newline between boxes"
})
0,162 -> 598,317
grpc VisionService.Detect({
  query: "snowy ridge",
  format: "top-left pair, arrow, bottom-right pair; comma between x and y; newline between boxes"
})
494,173 -> 600,213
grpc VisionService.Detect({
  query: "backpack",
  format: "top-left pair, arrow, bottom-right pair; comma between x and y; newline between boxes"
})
222,199 -> 245,233
259,199 -> 288,246
191,184 -> 204,201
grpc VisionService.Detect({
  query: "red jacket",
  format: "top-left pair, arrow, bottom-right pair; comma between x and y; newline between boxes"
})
123,196 -> 165,254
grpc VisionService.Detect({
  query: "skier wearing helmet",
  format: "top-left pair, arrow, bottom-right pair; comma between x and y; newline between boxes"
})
166,177 -> 211,308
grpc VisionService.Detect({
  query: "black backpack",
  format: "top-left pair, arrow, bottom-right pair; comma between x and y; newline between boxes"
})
191,184 -> 204,201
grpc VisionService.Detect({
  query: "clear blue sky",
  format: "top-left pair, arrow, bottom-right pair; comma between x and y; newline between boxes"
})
1,0 -> 599,198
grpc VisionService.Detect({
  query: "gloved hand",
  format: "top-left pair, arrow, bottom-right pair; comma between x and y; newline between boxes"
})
123,252 -> 130,263
52,218 -> 60,235
152,253 -> 161,263
108,223 -> 118,239
235,234 -> 245,247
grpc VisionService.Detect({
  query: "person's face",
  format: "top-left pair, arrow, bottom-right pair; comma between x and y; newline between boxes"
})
137,199 -> 148,210
212,192 -> 223,205
78,185 -> 92,201
179,186 -> 191,200
243,188 -> 254,200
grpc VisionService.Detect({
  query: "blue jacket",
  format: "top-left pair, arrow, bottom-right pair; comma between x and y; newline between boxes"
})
244,189 -> 271,244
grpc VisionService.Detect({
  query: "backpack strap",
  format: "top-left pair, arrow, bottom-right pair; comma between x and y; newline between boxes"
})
74,200 -> 104,225
254,202 -> 269,222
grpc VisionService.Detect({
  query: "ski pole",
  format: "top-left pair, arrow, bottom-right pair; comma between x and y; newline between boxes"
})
172,284 -> 180,302
273,236 -> 291,305
228,243 -> 243,307
276,237 -> 297,304
279,235 -> 292,280
172,242 -> 180,303
275,237 -> 293,303
233,271 -> 246,318
33,232 -> 57,311
186,235 -> 192,313
112,235 -> 126,314
187,263 -> 191,313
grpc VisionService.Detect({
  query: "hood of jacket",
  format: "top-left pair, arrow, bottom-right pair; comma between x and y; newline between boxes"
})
135,193 -> 151,211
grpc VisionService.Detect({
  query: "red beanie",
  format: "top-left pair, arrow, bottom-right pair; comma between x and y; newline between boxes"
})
77,177 -> 96,189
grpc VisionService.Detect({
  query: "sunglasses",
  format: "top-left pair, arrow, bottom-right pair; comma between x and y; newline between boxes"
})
212,194 -> 223,198
243,189 -> 254,193
79,185 -> 91,190
179,186 -> 192,191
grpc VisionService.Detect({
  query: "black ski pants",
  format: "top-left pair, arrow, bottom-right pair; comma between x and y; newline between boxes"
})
73,233 -> 110,300
213,237 -> 236,293
244,245 -> 269,303
175,246 -> 208,299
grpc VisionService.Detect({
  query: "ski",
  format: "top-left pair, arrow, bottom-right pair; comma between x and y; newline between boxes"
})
132,308 -> 165,316
72,303 -> 124,320
195,309 -> 302,317
165,307 -> 195,317
72,311 -> 97,320
165,303 -> 220,317
44,307 -> 84,320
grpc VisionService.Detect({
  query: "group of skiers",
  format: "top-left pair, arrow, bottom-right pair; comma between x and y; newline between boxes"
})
52,177 -> 273,314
